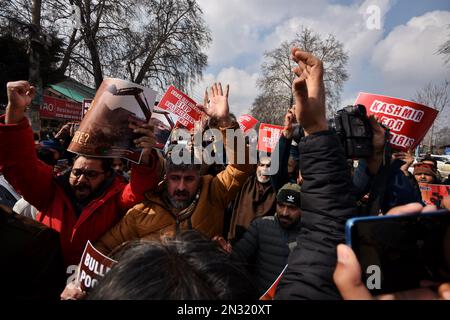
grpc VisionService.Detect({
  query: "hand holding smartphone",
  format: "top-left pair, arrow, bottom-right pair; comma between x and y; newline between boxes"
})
346,210 -> 450,295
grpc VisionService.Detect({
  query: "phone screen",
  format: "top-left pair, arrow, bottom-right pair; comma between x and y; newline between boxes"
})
346,211 -> 450,294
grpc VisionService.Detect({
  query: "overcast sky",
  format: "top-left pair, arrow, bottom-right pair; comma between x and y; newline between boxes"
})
189,0 -> 450,118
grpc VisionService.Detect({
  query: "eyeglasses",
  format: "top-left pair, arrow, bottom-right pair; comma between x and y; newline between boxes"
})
71,168 -> 105,179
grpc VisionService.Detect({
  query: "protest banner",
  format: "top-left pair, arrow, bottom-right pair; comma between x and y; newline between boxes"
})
40,95 -> 82,121
81,99 -> 93,119
354,93 -> 438,151
260,264 -> 288,300
419,183 -> 450,208
68,78 -> 157,163
157,85 -> 202,130
77,241 -> 117,292
257,123 -> 284,153
238,114 -> 259,133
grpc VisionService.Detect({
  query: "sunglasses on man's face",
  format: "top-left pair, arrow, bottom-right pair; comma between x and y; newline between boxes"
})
71,168 -> 105,179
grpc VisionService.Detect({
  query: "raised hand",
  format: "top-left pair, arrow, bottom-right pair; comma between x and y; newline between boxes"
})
283,107 -> 296,139
198,82 -> 231,127
6,81 -> 36,124
291,48 -> 327,135
129,120 -> 156,165
392,149 -> 415,175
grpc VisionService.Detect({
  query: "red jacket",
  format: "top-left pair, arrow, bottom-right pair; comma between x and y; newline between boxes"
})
0,116 -> 160,267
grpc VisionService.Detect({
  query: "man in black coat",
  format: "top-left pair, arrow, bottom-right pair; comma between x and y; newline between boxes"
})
231,183 -> 302,296
274,48 -> 358,300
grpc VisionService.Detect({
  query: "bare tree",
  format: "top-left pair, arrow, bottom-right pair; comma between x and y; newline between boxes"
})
1,0 -> 211,90
413,80 -> 450,153
250,93 -> 288,125
253,27 -> 349,123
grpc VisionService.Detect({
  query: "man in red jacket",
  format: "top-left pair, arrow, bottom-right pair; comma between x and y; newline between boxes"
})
0,81 -> 160,276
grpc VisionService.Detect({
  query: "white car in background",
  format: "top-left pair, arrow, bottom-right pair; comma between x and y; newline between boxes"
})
0,175 -> 20,208
431,155 -> 450,179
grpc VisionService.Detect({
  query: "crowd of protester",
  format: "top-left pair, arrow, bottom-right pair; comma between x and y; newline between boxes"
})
1,48 -> 450,301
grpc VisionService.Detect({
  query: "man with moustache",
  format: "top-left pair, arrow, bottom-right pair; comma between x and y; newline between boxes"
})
0,81 -> 161,269
227,156 -> 277,243
225,183 -> 302,296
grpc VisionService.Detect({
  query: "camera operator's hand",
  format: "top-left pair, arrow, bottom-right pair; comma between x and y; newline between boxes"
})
291,48 -> 328,136
333,200 -> 450,300
283,108 -> 295,139
392,149 -> 415,176
366,116 -> 387,175
5,81 -> 36,124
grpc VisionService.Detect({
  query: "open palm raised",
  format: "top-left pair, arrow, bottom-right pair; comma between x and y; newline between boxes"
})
198,82 -> 230,124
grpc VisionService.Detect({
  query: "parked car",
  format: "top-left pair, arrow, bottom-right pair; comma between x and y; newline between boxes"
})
0,175 -> 20,207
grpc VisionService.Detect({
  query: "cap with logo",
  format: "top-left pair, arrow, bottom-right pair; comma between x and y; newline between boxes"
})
277,183 -> 301,207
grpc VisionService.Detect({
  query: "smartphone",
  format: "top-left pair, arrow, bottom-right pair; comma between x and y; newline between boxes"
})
346,210 -> 450,294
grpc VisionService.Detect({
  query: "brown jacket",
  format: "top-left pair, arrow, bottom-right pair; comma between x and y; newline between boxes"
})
95,163 -> 253,254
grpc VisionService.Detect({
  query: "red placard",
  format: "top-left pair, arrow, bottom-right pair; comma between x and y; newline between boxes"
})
260,264 -> 288,300
157,85 -> 202,130
81,99 -> 93,119
77,241 -> 117,292
40,95 -> 82,121
258,123 -> 284,153
238,114 -> 259,133
354,92 -> 438,151
419,183 -> 450,208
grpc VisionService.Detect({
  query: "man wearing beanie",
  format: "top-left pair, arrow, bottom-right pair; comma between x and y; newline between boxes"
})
227,183 -> 302,296
413,162 -> 438,184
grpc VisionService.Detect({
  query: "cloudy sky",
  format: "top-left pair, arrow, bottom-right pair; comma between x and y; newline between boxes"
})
189,0 -> 450,118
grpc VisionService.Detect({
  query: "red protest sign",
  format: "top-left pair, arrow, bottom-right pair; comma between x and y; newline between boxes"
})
77,241 -> 117,291
40,95 -> 82,121
354,92 -> 438,151
258,123 -> 284,153
157,85 -> 202,130
419,183 -> 450,208
238,114 -> 259,133
260,264 -> 288,300
81,99 -> 92,119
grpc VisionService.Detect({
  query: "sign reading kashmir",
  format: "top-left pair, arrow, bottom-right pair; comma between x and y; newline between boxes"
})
258,123 -> 284,153
354,93 -> 438,151
157,85 -> 202,130
40,95 -> 82,121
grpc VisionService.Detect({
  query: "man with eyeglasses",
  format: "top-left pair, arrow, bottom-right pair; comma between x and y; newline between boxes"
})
0,81 -> 161,273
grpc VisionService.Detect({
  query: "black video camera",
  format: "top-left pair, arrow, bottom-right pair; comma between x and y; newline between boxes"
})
329,104 -> 373,159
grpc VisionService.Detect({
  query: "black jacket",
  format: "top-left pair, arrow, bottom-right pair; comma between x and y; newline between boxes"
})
275,130 -> 357,300
0,207 -> 66,300
232,215 -> 300,296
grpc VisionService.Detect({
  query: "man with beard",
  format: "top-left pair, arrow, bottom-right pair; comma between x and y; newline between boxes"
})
227,156 -> 277,243
220,183 -> 302,296
0,81 -> 161,270
94,83 -> 254,255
